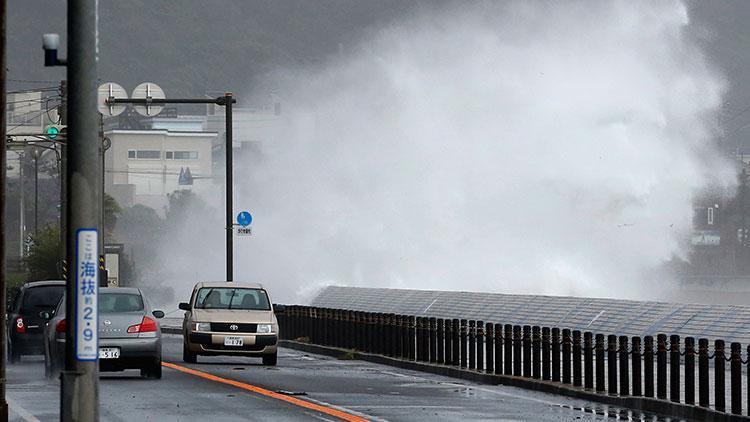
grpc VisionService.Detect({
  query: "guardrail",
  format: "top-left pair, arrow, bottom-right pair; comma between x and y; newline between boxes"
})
275,305 -> 750,420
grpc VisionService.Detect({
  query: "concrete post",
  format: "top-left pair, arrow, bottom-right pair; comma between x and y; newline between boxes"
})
583,332 -> 593,389
607,335 -> 617,395
552,328 -> 561,382
619,336 -> 629,396
644,335 -> 654,398
522,325 -> 531,377
715,339 -> 725,413
62,1 -> 101,419
632,337 -> 642,397
485,322 -> 494,374
656,334 -> 667,400
698,338 -> 709,407
595,334 -> 605,393
542,327 -> 551,381
669,335 -> 680,403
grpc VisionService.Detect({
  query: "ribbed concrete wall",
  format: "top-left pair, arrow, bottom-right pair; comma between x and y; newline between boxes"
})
311,286 -> 750,346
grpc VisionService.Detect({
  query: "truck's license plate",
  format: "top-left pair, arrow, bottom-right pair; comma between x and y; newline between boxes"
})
224,336 -> 243,346
99,347 -> 120,359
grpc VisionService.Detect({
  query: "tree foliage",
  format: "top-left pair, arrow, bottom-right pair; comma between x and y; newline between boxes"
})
24,225 -> 61,280
104,193 -> 122,238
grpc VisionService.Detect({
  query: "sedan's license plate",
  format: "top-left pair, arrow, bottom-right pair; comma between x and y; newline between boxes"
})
224,336 -> 243,346
99,347 -> 120,359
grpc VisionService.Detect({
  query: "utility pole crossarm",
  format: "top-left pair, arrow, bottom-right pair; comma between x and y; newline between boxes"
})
107,97 -> 236,105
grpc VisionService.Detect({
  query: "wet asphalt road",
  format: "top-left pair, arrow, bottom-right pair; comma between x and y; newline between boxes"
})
7,334 -> 682,421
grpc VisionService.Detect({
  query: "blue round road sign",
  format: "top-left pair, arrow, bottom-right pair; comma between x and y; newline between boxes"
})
237,211 -> 253,227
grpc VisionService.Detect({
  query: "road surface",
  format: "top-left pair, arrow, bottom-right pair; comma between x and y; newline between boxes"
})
7,334 -> 679,421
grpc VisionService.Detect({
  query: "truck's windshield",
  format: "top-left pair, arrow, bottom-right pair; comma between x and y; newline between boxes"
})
194,288 -> 271,311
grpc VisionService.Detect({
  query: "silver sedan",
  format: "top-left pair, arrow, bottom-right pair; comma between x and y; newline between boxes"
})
43,287 -> 165,379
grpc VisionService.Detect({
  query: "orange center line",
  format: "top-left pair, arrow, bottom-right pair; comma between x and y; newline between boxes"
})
161,361 -> 369,422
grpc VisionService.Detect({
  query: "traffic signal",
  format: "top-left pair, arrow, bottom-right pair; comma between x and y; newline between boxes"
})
44,124 -> 67,141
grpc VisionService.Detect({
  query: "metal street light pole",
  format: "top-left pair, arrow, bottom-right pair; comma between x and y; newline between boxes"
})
225,93 -> 233,281
108,94 -> 236,281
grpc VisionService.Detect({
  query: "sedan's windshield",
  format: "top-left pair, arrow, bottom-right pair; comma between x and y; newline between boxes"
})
53,293 -> 145,316
194,288 -> 271,310
21,285 -> 65,313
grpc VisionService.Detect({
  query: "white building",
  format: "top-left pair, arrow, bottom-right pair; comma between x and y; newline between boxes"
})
105,122 -> 217,214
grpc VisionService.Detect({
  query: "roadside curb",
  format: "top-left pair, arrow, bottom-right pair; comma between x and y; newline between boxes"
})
159,328 -> 748,422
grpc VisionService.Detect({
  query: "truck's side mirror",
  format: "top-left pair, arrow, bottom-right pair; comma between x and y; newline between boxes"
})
274,304 -> 286,314
178,302 -> 190,311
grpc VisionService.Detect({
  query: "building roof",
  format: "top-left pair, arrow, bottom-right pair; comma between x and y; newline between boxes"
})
311,286 -> 750,347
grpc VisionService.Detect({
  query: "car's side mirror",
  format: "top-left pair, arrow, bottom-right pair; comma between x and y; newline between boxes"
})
152,310 -> 165,319
39,311 -> 51,320
274,304 -> 286,314
178,302 -> 190,311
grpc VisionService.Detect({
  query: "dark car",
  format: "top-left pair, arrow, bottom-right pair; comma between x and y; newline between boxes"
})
43,287 -> 165,379
7,280 -> 66,362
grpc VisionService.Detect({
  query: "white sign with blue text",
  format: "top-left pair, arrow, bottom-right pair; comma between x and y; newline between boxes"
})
76,229 -> 99,361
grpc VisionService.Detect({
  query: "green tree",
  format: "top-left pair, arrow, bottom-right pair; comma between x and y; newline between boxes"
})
104,193 -> 122,238
24,225 -> 61,280
164,189 -> 207,224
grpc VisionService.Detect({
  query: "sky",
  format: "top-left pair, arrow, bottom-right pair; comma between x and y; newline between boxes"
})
8,1 -> 750,306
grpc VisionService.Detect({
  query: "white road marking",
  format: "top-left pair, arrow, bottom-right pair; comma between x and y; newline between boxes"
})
7,397 -> 42,422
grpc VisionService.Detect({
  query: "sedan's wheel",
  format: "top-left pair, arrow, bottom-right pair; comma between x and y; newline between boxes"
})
262,353 -> 277,366
182,342 -> 197,364
44,350 -> 52,379
8,343 -> 20,364
141,359 -> 162,379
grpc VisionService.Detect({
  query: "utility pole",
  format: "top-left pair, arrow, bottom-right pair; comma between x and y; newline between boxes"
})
18,151 -> 24,257
0,0 -> 10,418
49,0 -> 101,420
98,113 -> 105,286
59,80 -> 67,279
33,147 -> 40,236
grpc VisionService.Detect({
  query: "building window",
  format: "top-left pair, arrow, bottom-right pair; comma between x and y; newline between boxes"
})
707,207 -> 714,225
166,150 -> 199,160
127,150 -> 161,160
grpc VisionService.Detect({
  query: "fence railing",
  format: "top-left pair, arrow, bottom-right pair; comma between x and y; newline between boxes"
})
276,305 -> 750,419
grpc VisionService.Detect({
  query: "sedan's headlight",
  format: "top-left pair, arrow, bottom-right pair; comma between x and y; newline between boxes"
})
195,322 -> 211,331
257,324 -> 272,334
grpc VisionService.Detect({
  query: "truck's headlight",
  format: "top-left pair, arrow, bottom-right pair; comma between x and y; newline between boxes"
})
257,324 -> 272,334
195,322 -> 211,331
